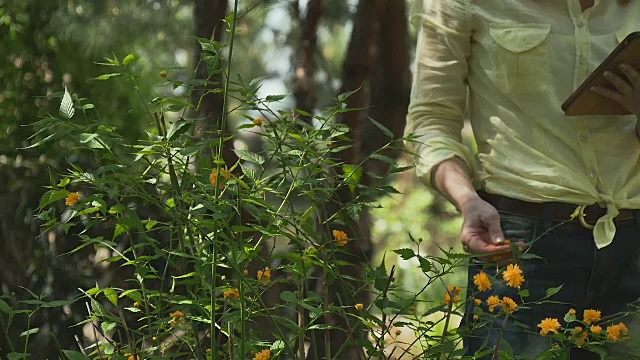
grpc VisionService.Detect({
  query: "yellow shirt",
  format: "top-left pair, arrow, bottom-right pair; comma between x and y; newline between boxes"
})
405,0 -> 640,248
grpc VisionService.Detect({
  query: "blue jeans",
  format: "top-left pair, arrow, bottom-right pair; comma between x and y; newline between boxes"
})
462,211 -> 640,359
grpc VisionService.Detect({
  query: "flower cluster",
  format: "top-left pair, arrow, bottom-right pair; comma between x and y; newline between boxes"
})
537,308 -> 629,344
470,263 -> 525,315
209,168 -> 232,189
65,192 -> 80,206
169,310 -> 185,326
223,288 -> 240,300
444,286 -> 462,305
254,349 -> 271,360
332,230 -> 348,247
257,267 -> 271,283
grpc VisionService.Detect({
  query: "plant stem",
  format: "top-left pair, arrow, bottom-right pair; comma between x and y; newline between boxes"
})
491,313 -> 511,360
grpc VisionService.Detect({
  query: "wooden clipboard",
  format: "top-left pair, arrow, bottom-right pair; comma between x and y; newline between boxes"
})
562,31 -> 640,116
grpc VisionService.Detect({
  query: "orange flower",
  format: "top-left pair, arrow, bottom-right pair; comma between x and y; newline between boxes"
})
209,168 -> 232,189
332,230 -> 348,246
606,322 -> 629,342
355,303 -> 364,311
253,117 -> 264,126
223,288 -> 240,300
169,310 -> 185,326
170,310 -> 184,319
502,263 -> 525,288
65,192 -> 80,206
583,309 -> 601,325
572,326 -> 588,345
473,271 -> 492,292
538,318 -> 561,336
257,267 -> 271,283
443,286 -> 462,305
474,298 -> 482,306
487,295 -> 500,313
127,355 -> 141,360
568,308 -> 576,316
590,325 -> 602,334
501,296 -> 518,314
254,349 -> 271,360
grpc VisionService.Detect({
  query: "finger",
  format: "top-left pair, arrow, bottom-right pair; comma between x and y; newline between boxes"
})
463,234 -> 511,254
483,211 -> 505,245
591,86 -> 624,102
619,64 -> 640,89
604,71 -> 634,94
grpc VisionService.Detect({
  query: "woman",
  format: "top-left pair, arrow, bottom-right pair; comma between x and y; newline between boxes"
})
405,0 -> 640,358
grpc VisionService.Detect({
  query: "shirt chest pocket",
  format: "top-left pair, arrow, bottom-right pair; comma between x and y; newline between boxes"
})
489,23 -> 552,94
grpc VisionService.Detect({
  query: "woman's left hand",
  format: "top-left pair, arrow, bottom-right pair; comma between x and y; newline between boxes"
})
591,64 -> 640,116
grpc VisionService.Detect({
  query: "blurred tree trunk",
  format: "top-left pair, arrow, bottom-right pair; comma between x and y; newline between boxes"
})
293,0 -> 324,123
192,0 -> 236,167
311,0 -> 410,358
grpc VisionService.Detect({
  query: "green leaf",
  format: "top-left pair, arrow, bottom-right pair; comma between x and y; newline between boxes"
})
234,150 -> 265,165
367,117 -> 394,138
94,73 -> 123,80
546,285 -> 564,298
265,94 -> 287,102
63,350 -> 90,360
122,53 -> 136,65
0,298 -> 12,314
166,118 -> 192,141
59,87 -> 75,119
103,288 -> 118,306
7,353 -> 30,360
39,190 -> 69,210
19,328 -> 39,337
101,321 -> 117,334
393,248 -> 415,260
280,291 -> 298,304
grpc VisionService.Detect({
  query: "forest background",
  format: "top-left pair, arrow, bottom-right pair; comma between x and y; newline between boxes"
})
0,0 -> 467,358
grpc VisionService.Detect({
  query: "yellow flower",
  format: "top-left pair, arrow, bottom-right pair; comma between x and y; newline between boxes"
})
254,349 -> 271,360
502,263 -> 525,288
606,322 -> 629,342
332,230 -> 348,246
127,355 -> 141,360
572,326 -> 588,345
257,267 -> 271,283
223,288 -> 240,300
209,168 -> 232,189
65,192 -> 80,206
501,296 -> 518,314
169,310 -> 185,326
583,309 -> 602,325
355,303 -> 364,310
253,117 -> 264,126
538,318 -> 561,336
243,269 -> 249,276
160,70 -> 168,77
473,271 -> 492,292
568,308 -> 576,315
170,310 -> 184,319
487,295 -> 500,313
443,286 -> 462,305
474,298 -> 482,306
590,325 -> 602,334
473,314 -> 480,321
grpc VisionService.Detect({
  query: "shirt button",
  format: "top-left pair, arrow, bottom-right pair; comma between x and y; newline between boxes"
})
576,19 -> 586,28
579,133 -> 589,142
589,171 -> 597,178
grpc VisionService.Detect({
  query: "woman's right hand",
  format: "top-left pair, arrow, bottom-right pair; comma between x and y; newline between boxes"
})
459,196 -> 511,255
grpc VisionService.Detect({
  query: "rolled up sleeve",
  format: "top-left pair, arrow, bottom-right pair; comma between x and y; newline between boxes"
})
405,0 -> 475,188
